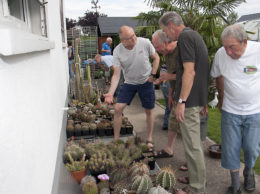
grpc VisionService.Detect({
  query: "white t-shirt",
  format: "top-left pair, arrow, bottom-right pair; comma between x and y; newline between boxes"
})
113,37 -> 155,85
101,55 -> 113,68
211,41 -> 260,115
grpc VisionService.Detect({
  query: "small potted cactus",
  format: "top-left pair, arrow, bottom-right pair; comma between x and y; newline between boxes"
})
156,166 -> 176,190
81,123 -> 90,136
74,124 -> 82,137
148,186 -> 171,194
131,173 -> 153,194
66,121 -> 74,139
82,182 -> 98,194
65,153 -> 88,184
63,141 -> 85,163
89,123 -> 97,135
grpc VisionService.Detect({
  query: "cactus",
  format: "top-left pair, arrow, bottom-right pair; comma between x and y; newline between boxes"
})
98,180 -> 110,191
82,182 -> 98,194
109,167 -> 128,186
64,141 -> 84,162
100,188 -> 110,194
156,167 -> 176,190
148,186 -> 171,194
131,173 -> 153,194
113,181 -> 130,194
80,175 -> 96,188
89,123 -> 97,130
88,151 -> 114,173
128,144 -> 142,161
138,143 -> 150,153
65,153 -> 88,172
129,162 -> 150,181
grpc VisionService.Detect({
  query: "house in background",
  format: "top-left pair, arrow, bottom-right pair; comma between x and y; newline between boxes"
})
97,17 -> 146,53
237,13 -> 260,41
0,0 -> 80,194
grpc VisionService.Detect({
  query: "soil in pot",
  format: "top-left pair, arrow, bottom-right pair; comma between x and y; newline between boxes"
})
71,168 -> 86,184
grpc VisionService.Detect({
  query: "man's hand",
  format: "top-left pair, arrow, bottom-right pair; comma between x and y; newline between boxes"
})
168,97 -> 174,111
175,103 -> 185,123
104,93 -> 114,104
200,105 -> 208,116
148,75 -> 154,82
153,78 -> 161,85
106,50 -> 110,53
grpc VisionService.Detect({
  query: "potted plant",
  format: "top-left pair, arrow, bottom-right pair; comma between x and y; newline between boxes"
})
74,124 -> 82,137
89,123 -> 97,136
66,153 -> 88,184
81,123 -> 90,136
66,121 -> 74,139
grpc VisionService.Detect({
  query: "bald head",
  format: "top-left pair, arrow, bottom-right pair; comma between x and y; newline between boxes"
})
119,25 -> 137,49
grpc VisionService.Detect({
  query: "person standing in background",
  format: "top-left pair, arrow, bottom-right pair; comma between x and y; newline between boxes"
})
68,41 -> 75,79
101,37 -> 112,56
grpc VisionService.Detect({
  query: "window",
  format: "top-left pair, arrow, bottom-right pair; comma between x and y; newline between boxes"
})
2,0 -> 47,37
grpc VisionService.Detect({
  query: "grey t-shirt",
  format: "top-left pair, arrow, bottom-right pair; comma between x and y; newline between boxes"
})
175,27 -> 209,107
113,37 -> 155,85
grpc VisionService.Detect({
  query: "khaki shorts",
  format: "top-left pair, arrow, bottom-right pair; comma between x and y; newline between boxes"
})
168,105 -> 181,133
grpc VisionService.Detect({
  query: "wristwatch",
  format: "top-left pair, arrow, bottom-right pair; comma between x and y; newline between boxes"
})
151,73 -> 157,78
178,98 -> 186,104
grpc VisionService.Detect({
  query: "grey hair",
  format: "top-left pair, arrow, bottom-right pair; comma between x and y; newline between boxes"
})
107,37 -> 112,41
152,29 -> 171,45
159,11 -> 184,27
221,24 -> 247,43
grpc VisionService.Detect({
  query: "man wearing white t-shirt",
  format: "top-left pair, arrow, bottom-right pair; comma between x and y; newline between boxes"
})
211,24 -> 260,194
104,26 -> 160,150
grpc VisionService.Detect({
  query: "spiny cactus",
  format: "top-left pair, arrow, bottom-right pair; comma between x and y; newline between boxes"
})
82,182 -> 98,194
80,175 -> 96,188
100,187 -> 110,194
148,186 -> 171,194
98,180 -> 110,191
156,167 -> 176,190
88,151 -> 114,173
113,181 -> 130,194
131,173 -> 153,194
65,153 -> 88,172
64,141 -> 84,162
128,144 -> 142,161
129,162 -> 150,181
109,167 -> 128,187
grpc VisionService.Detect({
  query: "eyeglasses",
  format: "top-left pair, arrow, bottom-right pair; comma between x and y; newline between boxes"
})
122,34 -> 135,41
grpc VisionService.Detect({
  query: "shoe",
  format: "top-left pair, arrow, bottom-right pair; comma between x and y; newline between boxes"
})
162,126 -> 168,130
227,186 -> 241,194
243,167 -> 255,192
153,149 -> 173,158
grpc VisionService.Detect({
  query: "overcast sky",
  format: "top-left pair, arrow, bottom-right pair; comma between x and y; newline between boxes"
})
65,0 -> 260,20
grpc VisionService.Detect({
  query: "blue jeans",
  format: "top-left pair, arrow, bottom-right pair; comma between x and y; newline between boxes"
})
68,59 -> 75,79
221,110 -> 260,170
160,81 -> 170,128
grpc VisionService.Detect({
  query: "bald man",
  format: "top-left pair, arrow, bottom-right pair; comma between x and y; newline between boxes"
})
104,26 -> 160,150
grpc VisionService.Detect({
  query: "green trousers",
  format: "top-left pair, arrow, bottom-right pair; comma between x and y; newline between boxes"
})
180,106 -> 206,193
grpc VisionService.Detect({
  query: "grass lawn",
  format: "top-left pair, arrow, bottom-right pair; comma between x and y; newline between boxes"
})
156,99 -> 260,174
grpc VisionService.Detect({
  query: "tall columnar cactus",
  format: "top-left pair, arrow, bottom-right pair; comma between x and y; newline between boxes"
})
129,162 -> 150,181
82,182 -> 98,194
109,167 -> 128,186
64,141 -> 85,162
148,186 -> 171,194
156,167 -> 176,190
131,173 -> 153,194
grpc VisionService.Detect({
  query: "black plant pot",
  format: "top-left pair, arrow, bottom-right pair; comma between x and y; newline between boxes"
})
98,128 -> 105,136
82,130 -> 89,136
105,128 -> 113,136
66,130 -> 74,139
126,125 -> 133,134
89,130 -> 96,136
100,96 -> 105,102
74,130 -> 82,137
148,160 -> 156,170
120,127 -> 127,135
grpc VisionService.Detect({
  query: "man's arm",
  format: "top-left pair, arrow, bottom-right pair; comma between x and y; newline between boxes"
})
148,52 -> 160,82
175,62 -> 195,122
104,65 -> 121,104
216,76 -> 224,111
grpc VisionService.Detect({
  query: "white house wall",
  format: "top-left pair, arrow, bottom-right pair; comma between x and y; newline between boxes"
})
0,0 -> 80,194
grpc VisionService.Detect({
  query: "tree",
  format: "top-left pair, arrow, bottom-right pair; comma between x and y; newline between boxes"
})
66,18 -> 77,30
227,11 -> 238,24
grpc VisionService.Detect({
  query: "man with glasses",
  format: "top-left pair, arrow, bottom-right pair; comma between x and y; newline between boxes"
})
104,25 -> 160,151
211,24 -> 260,194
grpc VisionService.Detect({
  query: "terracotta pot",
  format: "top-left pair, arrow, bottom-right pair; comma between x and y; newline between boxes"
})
71,168 -> 86,184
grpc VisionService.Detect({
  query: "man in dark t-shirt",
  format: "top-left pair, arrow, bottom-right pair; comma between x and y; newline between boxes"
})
159,12 -> 209,194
